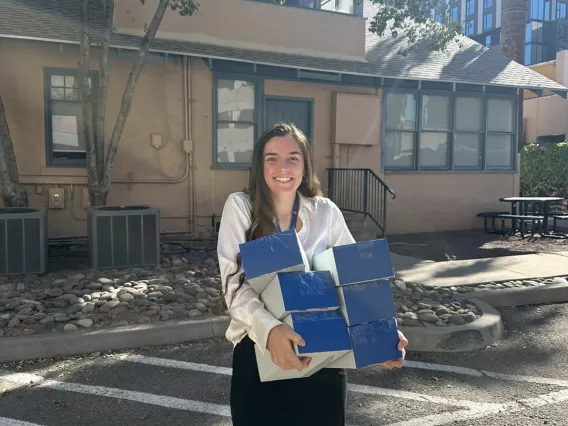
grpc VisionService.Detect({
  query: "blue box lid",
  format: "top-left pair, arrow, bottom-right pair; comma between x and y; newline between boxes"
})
278,271 -> 339,311
239,229 -> 305,280
333,239 -> 394,285
290,311 -> 352,355
341,280 -> 396,326
350,318 -> 402,367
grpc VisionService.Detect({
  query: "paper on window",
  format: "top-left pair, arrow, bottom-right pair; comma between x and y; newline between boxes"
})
52,115 -> 80,150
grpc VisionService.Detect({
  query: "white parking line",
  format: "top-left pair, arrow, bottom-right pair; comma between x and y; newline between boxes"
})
116,354 -> 483,408
404,360 -> 568,387
0,418 -> 45,426
0,371 -> 230,418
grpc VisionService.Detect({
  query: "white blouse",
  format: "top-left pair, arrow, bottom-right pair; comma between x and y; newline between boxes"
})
217,191 -> 356,355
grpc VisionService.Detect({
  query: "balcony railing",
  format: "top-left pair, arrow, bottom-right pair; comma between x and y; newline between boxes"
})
327,168 -> 396,237
251,0 -> 364,16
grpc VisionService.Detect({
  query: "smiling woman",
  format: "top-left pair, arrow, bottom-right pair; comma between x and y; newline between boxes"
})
216,122 -> 408,426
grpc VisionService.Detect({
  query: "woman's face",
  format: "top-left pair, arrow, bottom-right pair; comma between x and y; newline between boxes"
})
262,135 -> 305,196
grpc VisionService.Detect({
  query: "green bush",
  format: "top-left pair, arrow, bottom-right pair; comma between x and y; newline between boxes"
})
520,142 -> 568,211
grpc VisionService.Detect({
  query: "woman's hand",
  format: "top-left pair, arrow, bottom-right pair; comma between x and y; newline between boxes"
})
266,324 -> 312,371
379,330 -> 408,370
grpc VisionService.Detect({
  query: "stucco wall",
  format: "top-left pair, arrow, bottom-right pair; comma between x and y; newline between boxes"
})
384,171 -> 520,234
114,0 -> 366,61
0,38 -> 215,238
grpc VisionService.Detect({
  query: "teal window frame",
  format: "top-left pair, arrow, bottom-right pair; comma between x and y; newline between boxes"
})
212,72 -> 264,170
381,88 -> 518,173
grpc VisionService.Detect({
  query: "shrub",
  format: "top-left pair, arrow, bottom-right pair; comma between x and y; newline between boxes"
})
520,142 -> 568,211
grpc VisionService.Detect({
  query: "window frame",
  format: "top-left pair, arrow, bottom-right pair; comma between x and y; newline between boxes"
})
212,71 -> 264,170
43,67 -> 98,168
381,88 -> 518,173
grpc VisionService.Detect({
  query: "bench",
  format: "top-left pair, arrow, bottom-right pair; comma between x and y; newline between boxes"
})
553,214 -> 568,232
477,212 -> 544,237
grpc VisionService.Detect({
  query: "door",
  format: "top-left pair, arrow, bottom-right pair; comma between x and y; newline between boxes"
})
264,97 -> 313,144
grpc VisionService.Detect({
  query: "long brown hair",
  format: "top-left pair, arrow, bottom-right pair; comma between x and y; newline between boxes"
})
224,122 -> 323,298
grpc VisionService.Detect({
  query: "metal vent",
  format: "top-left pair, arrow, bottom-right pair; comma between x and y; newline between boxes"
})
0,208 -> 47,275
87,205 -> 160,269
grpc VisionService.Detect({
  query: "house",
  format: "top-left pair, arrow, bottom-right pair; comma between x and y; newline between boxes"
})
524,49 -> 568,143
1,0 -> 567,241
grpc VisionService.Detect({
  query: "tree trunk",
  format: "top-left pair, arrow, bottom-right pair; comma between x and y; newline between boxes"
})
89,188 -> 108,206
500,0 -> 528,151
100,0 -> 171,194
0,91 -> 28,208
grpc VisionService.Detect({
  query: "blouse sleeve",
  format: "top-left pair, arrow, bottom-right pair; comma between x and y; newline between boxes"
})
217,193 -> 283,354
327,199 -> 357,247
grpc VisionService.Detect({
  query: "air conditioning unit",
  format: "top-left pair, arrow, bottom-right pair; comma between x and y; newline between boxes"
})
87,205 -> 160,269
0,208 -> 48,275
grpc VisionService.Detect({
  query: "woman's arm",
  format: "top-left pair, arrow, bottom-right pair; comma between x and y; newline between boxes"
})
217,193 -> 283,354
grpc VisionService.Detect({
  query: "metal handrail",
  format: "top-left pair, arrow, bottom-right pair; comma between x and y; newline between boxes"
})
327,168 -> 396,237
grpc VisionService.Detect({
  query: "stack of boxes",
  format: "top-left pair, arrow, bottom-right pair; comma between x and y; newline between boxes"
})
239,229 -> 402,382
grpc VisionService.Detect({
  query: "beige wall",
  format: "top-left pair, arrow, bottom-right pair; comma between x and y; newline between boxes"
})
114,0 -> 366,61
384,172 -> 520,235
0,38 -> 215,239
523,51 -> 568,141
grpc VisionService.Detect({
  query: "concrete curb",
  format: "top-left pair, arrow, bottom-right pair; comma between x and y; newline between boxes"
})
399,298 -> 504,353
0,316 -> 231,364
454,282 -> 568,308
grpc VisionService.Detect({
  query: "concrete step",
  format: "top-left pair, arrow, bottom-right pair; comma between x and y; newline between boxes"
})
342,212 -> 380,242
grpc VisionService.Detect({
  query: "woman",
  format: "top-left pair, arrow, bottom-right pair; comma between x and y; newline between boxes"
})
217,123 -> 408,426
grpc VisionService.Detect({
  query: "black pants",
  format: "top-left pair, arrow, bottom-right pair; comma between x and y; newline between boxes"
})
230,335 -> 347,426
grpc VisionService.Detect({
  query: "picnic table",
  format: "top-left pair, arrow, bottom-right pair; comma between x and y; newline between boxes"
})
477,197 -> 567,238
499,197 -> 563,235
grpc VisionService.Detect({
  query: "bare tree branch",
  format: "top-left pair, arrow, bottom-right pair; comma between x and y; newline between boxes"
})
78,0 -> 100,195
96,0 -> 114,181
0,92 -> 28,207
101,0 -> 171,192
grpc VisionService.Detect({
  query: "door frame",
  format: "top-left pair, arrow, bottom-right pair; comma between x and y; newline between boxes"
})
263,95 -> 315,145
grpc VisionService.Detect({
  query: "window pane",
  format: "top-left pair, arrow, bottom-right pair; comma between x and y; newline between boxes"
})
50,75 -> 64,87
65,88 -> 79,100
486,134 -> 513,168
52,115 -> 84,153
421,94 -> 450,131
487,99 -> 514,132
217,123 -> 254,163
217,79 -> 255,122
456,97 -> 482,132
385,93 -> 416,130
384,132 -> 414,169
51,88 -> 65,100
454,133 -> 482,168
65,76 -> 77,88
419,132 -> 449,168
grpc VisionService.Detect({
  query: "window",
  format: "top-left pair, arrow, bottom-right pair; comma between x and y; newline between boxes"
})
483,0 -> 492,9
213,75 -> 261,168
465,19 -> 475,35
557,1 -> 567,19
525,43 -> 545,64
485,35 -> 492,47
466,0 -> 475,16
383,91 -> 517,171
449,7 -> 458,21
252,0 -> 362,16
483,12 -> 493,30
44,69 -> 97,167
530,0 -> 551,20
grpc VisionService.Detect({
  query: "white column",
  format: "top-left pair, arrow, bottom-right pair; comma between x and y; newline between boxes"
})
477,0 -> 484,33
496,0 -> 502,28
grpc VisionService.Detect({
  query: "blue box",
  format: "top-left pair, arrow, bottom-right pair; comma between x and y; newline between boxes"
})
283,310 -> 352,357
239,229 -> 310,294
338,279 -> 396,326
312,239 -> 394,286
327,318 -> 402,369
261,271 -> 340,320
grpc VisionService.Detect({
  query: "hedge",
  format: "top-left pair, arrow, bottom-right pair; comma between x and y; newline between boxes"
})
520,142 -> 568,211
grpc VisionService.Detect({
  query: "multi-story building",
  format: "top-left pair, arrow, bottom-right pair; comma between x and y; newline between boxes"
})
438,0 -> 568,65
